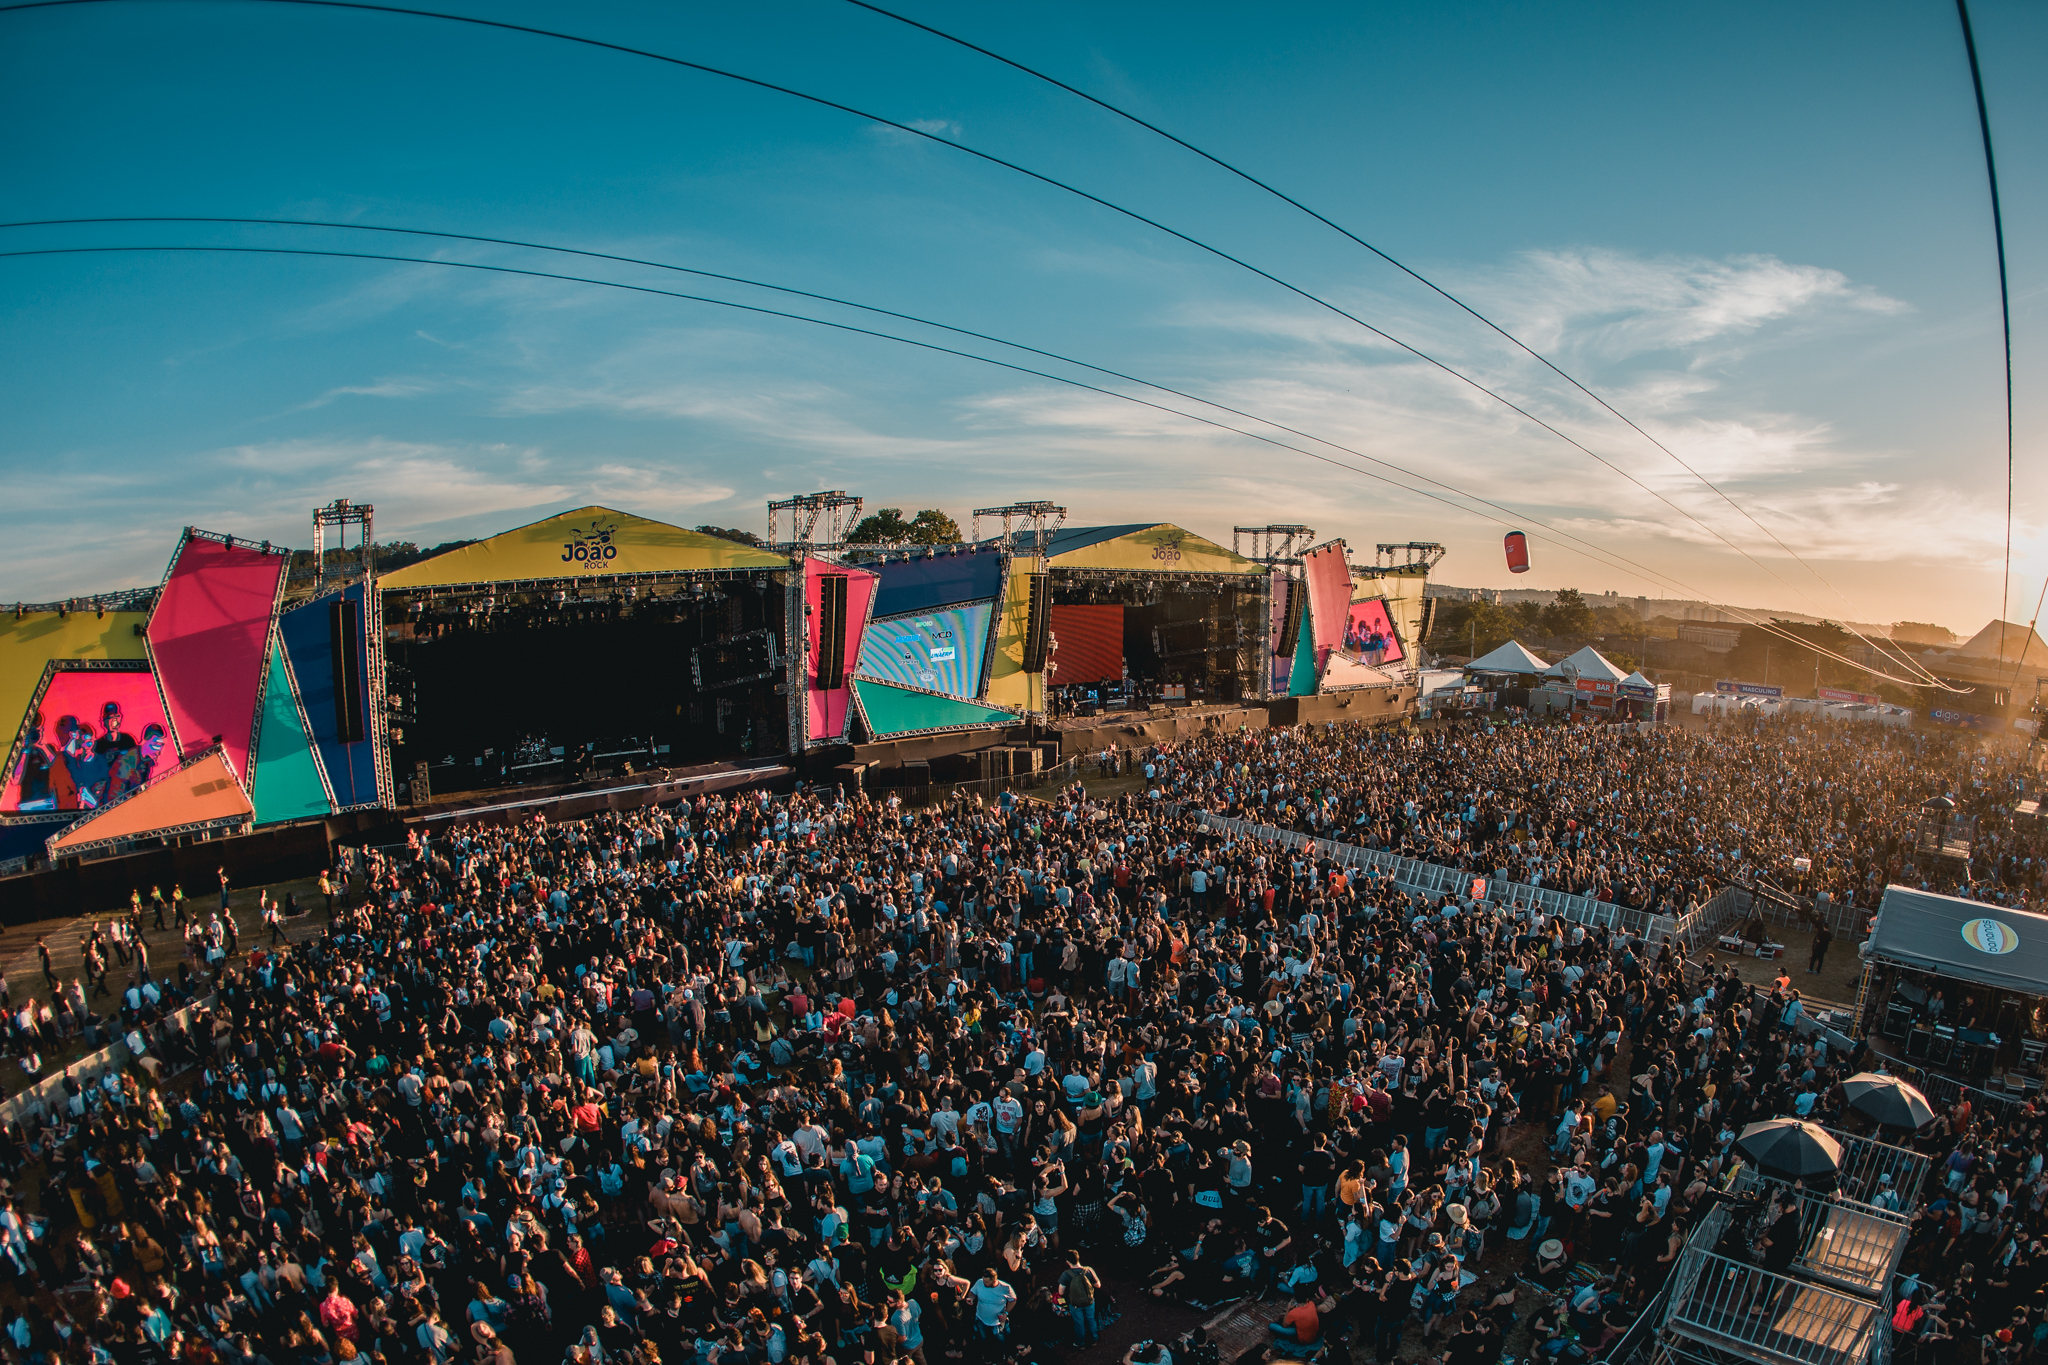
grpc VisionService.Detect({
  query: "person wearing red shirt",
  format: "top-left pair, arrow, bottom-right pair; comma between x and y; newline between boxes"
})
1268,1286 -> 1322,1355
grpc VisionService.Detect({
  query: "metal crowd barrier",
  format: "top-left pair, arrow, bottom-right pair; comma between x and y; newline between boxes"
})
1663,1206 -> 1889,1365
1180,809 -> 1639,931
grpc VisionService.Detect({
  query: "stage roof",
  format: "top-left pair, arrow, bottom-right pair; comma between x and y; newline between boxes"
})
1869,885 -> 2048,996
1955,619 -> 2048,669
379,506 -> 789,589
1038,523 -> 1261,575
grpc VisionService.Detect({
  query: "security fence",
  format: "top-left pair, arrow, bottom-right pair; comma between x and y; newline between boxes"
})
1177,808 -> 1651,936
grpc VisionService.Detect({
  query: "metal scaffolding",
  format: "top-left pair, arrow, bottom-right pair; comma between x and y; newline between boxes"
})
767,491 -> 864,552
972,501 -> 1066,551
1232,524 -> 1315,565
313,498 -> 375,591
1373,540 -> 1447,570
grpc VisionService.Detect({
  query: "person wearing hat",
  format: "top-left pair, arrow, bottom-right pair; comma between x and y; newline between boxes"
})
1445,1202 -> 1482,1265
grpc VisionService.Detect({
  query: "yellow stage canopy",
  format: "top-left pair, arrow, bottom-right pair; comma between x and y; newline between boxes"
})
1042,524 -> 1261,575
379,506 -> 789,589
0,612 -> 152,755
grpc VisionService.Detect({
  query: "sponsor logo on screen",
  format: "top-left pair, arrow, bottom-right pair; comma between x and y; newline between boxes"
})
929,647 -> 957,661
560,518 -> 621,568
1962,918 -> 2019,955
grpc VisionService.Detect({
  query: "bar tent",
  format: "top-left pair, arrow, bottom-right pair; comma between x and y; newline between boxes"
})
1867,885 -> 2048,996
1465,640 -> 1550,674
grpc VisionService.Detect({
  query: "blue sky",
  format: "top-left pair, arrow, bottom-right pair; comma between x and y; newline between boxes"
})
1,0 -> 2041,631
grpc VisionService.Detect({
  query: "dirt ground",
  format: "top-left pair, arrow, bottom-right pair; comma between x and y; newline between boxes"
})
1689,921 -> 1866,1013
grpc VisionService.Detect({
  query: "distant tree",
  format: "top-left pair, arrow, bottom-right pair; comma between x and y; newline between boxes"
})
1540,588 -> 1596,640
849,508 -> 912,544
1891,621 -> 1957,646
1427,598 -> 1518,659
1508,600 -> 1546,633
905,509 -> 963,544
694,525 -> 764,547
1725,618 -> 1862,693
289,539 -> 428,578
849,507 -> 961,545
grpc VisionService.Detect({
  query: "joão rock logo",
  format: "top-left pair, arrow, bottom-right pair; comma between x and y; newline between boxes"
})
560,519 -> 622,568
1151,531 -> 1186,563
1961,917 -> 2019,955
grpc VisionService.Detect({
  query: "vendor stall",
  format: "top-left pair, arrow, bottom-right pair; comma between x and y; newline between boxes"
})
1855,885 -> 2048,1094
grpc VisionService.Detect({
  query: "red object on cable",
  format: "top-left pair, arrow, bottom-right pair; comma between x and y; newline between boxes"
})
1503,531 -> 1531,574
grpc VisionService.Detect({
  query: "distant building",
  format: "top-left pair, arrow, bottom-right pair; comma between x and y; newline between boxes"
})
1676,623 -> 1740,652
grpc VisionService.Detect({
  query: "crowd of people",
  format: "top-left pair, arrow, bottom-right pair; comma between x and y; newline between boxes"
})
1128,713 -> 2039,910
0,711 -> 2040,1365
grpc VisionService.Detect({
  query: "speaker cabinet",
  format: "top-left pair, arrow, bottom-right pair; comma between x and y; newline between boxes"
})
1022,574 -> 1053,673
329,598 -> 366,743
1277,578 -> 1305,658
817,574 -> 849,689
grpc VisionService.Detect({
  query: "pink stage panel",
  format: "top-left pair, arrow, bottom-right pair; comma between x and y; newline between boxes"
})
805,559 -> 877,742
1302,542 -> 1353,672
147,535 -> 286,780
2,669 -> 174,812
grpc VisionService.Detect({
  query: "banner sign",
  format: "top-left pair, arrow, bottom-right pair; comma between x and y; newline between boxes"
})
1818,687 -> 1881,705
1716,679 -> 1783,697
1574,678 -> 1617,695
1930,709 -> 2001,732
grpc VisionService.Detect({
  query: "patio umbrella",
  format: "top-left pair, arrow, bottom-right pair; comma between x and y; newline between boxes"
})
1840,1071 -> 1936,1130
1737,1118 -> 1843,1181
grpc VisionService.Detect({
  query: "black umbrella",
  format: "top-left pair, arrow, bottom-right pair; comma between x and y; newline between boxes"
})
1737,1119 -> 1843,1181
1840,1071 -> 1936,1130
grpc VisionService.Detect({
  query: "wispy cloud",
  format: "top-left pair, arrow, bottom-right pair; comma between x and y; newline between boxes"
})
1457,248 -> 1908,359
868,116 -> 962,146
294,377 -> 442,410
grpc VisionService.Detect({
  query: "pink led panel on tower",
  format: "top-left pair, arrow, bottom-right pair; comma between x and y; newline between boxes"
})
146,533 -> 287,781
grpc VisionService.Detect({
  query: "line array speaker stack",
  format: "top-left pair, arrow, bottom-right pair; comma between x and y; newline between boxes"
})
817,574 -> 850,689
1022,574 -> 1053,673
330,597 -> 366,743
1277,579 -> 1305,658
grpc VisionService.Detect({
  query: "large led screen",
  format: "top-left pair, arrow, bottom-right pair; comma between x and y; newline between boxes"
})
1340,598 -> 1405,667
855,602 -> 994,699
3,670 -> 174,812
1047,605 -> 1123,686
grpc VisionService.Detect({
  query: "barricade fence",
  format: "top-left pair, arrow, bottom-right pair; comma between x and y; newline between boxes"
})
1171,808 -> 1646,934
917,754 -> 1090,806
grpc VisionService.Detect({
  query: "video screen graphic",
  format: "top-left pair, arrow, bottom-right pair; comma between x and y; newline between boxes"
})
1340,598 -> 1404,667
1047,604 -> 1123,686
3,669 -> 175,812
855,602 -> 994,699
